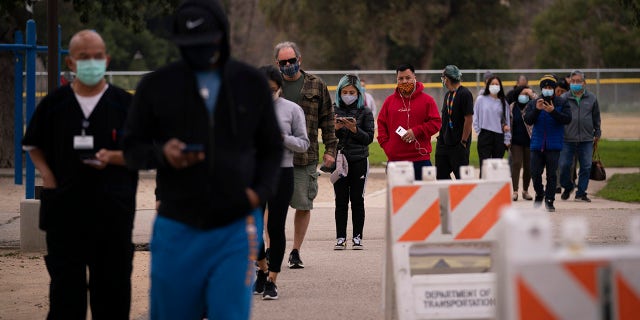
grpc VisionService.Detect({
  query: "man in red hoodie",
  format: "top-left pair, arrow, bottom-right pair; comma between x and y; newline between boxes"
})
377,63 -> 442,180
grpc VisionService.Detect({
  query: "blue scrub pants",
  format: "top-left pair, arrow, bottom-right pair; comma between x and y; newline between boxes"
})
150,208 -> 263,320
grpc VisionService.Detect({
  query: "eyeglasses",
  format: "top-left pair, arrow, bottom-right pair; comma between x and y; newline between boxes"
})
277,58 -> 298,67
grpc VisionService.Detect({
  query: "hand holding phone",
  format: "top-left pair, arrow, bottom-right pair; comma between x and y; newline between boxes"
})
395,126 -> 407,137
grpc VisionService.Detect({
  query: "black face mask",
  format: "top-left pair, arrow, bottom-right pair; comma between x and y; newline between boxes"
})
180,44 -> 220,70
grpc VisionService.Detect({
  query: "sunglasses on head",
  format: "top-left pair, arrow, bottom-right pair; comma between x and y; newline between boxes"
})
278,58 -> 298,67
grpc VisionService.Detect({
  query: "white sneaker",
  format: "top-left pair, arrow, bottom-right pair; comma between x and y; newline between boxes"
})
352,235 -> 363,250
334,238 -> 346,250
512,192 -> 518,201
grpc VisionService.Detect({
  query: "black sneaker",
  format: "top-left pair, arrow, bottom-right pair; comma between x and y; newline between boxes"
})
334,238 -> 346,250
253,269 -> 267,295
262,280 -> 278,300
575,195 -> 591,202
288,249 -> 304,269
352,235 -> 363,250
561,187 -> 572,200
545,199 -> 555,212
533,195 -> 544,208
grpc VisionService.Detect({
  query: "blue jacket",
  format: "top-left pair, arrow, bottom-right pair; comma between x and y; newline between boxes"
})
524,96 -> 572,151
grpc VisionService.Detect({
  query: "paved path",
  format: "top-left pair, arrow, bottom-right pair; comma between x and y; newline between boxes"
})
1,168 -> 639,319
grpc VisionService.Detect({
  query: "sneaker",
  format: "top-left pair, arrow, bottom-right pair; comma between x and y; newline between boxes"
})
352,235 -> 363,250
262,280 -> 278,300
512,192 -> 518,201
575,195 -> 591,202
544,199 -> 555,212
253,269 -> 267,295
288,249 -> 304,269
522,191 -> 533,201
334,238 -> 347,250
533,195 -> 544,208
561,187 -> 573,200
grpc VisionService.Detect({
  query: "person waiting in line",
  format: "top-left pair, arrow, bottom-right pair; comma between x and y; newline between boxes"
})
435,65 -> 474,180
508,85 -> 536,201
524,75 -> 571,212
506,74 -> 529,104
122,0 -> 283,318
559,70 -> 602,203
473,75 -> 511,177
377,63 -> 441,180
274,41 -> 337,269
22,29 -> 138,319
332,74 -> 375,250
253,65 -> 309,300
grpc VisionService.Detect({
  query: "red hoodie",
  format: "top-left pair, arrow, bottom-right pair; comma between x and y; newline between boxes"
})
377,81 -> 442,161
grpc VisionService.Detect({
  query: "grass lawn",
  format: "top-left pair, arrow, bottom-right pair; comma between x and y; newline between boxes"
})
321,139 -> 640,168
597,173 -> 640,203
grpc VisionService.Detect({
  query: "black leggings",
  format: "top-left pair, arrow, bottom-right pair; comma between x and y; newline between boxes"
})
257,167 -> 293,273
477,130 -> 506,178
334,158 -> 368,239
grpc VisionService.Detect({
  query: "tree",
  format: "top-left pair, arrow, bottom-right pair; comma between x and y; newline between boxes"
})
533,0 -> 640,68
0,0 -> 179,168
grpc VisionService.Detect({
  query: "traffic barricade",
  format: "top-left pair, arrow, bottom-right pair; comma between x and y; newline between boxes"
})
496,209 -> 640,320
384,160 -> 512,320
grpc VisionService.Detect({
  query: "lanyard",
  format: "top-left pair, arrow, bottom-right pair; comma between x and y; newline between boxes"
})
447,89 -> 457,128
81,119 -> 90,136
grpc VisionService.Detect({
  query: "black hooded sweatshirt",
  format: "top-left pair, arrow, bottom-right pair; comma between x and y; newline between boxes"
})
123,0 -> 283,229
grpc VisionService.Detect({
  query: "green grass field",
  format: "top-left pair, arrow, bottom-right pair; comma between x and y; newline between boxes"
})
597,173 -> 640,202
321,139 -> 640,168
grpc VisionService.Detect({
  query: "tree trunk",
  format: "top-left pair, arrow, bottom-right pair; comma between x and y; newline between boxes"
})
0,52 -> 15,168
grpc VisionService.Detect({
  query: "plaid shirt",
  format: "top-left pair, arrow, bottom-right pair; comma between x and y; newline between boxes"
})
292,70 -> 337,166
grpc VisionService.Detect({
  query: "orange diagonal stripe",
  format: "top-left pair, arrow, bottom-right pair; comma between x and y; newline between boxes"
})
455,182 -> 510,239
391,186 -> 420,215
398,199 -> 440,242
449,184 -> 476,212
563,261 -> 607,300
518,276 -> 558,320
616,271 -> 640,320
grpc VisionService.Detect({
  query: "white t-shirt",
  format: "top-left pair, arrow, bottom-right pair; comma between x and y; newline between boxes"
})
74,84 -> 109,119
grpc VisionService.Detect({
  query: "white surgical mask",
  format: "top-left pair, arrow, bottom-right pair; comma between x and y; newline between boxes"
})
489,85 -> 500,95
341,94 -> 358,105
542,89 -> 555,97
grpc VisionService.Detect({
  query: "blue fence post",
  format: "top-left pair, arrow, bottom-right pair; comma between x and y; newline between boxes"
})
13,30 -> 24,185
25,19 -> 36,199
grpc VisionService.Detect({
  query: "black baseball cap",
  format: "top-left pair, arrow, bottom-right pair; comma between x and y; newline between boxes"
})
171,0 -> 224,46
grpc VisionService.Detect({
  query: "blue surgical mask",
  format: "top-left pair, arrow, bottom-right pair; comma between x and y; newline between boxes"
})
570,83 -> 583,92
518,94 -> 529,104
75,59 -> 106,86
341,94 -> 358,106
542,89 -> 554,97
280,62 -> 300,78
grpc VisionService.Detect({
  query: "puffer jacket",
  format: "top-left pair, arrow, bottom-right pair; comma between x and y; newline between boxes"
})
334,102 -> 375,162
524,96 -> 571,151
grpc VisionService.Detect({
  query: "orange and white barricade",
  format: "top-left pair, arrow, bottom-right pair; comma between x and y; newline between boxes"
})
496,209 -> 640,320
384,160 -> 512,320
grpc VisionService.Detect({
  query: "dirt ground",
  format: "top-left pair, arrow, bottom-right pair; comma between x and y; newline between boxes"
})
0,114 -> 638,319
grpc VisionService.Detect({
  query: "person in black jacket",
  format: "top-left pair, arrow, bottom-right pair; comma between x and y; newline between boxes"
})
331,74 -> 375,250
22,29 -> 138,319
122,0 -> 282,319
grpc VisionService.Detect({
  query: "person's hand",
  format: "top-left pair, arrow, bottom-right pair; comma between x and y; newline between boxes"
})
535,98 -> 545,110
323,153 -> 335,169
163,138 -> 205,169
543,100 -> 555,113
335,118 -> 345,130
41,170 -> 57,189
342,117 -> 357,133
246,188 -> 260,208
402,129 -> 416,143
503,124 -> 511,132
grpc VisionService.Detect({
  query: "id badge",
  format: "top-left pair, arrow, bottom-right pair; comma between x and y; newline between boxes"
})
73,135 -> 94,150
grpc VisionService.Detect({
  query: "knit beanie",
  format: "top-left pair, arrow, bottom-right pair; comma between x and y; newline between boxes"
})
539,74 -> 557,89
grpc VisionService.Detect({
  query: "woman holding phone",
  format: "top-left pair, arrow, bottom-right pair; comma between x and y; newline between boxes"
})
332,74 -> 375,250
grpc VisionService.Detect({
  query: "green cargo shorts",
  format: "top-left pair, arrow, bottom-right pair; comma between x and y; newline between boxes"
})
290,164 -> 319,210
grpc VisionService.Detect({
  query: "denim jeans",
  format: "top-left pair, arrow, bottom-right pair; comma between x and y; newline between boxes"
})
559,141 -> 594,197
530,150 -> 560,201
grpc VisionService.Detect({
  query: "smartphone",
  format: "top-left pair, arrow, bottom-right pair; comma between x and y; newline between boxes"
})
182,144 -> 204,153
342,117 -> 356,122
82,159 -> 103,166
